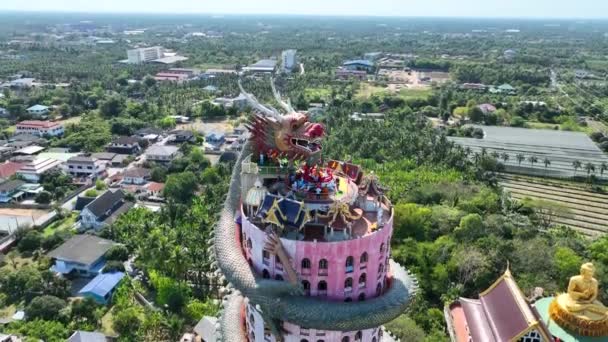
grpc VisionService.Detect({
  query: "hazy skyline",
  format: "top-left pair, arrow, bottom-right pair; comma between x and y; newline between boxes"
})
1,0 -> 608,19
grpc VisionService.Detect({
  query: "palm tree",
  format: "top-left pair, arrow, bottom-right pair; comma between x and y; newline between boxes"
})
572,160 -> 582,176
516,153 -> 525,166
600,162 -> 608,178
501,152 -> 510,164
528,155 -> 539,168
585,162 -> 596,176
543,158 -> 551,174
491,151 -> 500,160
481,147 -> 487,157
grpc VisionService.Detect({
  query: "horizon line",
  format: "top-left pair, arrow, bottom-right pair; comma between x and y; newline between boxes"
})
0,9 -> 608,21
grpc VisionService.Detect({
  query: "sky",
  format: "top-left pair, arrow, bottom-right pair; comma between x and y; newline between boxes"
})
1,0 -> 608,19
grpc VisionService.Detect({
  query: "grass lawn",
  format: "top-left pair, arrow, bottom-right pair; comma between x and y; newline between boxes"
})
42,212 -> 77,237
0,253 -> 35,272
0,304 -> 16,319
397,88 -> 433,100
304,87 -> 332,100
356,83 -> 387,99
101,307 -> 117,336
526,121 -> 593,134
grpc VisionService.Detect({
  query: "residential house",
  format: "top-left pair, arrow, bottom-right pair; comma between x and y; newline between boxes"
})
15,120 -> 64,137
8,133 -> 47,145
460,83 -> 487,91
342,60 -> 375,73
26,104 -> 50,117
91,152 -> 117,162
16,158 -> 63,182
145,145 -> 179,163
78,272 -> 125,304
65,156 -> 107,179
80,190 -> 134,230
48,234 -> 116,277
154,72 -> 189,83
203,85 -> 218,93
490,84 -> 516,95
0,334 -> 22,342
122,167 -> 151,185
205,132 -> 225,146
0,162 -> 24,182
67,330 -> 108,342
212,94 -> 249,110
13,145 -> 45,156
0,180 -> 25,203
134,127 -> 163,142
169,115 -> 190,124
145,182 -> 165,199
107,136 -> 141,155
477,103 -> 497,114
170,130 -> 196,144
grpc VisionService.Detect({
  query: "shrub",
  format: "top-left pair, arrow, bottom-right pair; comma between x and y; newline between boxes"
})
35,191 -> 52,204
590,132 -> 605,142
25,295 -> 67,320
105,245 -> 129,261
84,189 -> 98,197
18,230 -> 42,252
103,260 -> 125,273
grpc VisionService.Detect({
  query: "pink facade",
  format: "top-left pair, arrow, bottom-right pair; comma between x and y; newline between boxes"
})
241,208 -> 393,301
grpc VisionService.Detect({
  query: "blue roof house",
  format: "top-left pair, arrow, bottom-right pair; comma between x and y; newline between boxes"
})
206,132 -> 225,146
78,272 -> 125,304
343,59 -> 375,73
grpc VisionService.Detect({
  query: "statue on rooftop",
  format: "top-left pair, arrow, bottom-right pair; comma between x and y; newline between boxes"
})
550,262 -> 608,337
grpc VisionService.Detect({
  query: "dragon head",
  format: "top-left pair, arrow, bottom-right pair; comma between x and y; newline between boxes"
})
248,111 -> 325,162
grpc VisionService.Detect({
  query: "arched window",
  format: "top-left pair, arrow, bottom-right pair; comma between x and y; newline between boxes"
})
262,269 -> 270,279
345,256 -> 354,273
317,340 -> 325,342
300,340 -> 309,342
380,243 -> 385,253
341,336 -> 350,342
275,255 -> 282,264
372,338 -> 377,342
262,250 -> 270,264
275,274 -> 284,281
378,263 -> 384,277
249,313 -> 255,324
358,293 -> 366,301
355,331 -> 362,341
302,280 -> 311,295
344,277 -> 353,289
318,259 -> 328,275
301,258 -> 311,269
376,283 -> 382,296
247,238 -> 252,249
360,252 -> 368,264
344,297 -> 352,302
358,273 -> 366,288
317,280 -> 327,291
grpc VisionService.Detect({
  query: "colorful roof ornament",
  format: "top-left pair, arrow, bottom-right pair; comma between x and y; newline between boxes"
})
327,160 -> 361,181
317,201 -> 363,230
256,194 -> 311,230
358,172 -> 388,198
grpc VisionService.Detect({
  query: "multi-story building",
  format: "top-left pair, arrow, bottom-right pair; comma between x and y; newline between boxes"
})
26,105 -> 50,117
281,49 -> 297,72
126,46 -> 163,64
16,158 -> 63,182
215,108 -> 417,342
65,156 -> 107,179
16,120 -> 64,137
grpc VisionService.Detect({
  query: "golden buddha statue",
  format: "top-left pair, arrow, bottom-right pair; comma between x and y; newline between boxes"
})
549,262 -> 608,337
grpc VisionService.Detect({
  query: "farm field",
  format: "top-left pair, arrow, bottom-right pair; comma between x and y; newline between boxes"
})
500,174 -> 608,237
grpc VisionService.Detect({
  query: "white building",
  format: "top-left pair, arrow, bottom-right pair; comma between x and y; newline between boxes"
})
281,49 -> 297,72
16,158 -> 63,182
26,105 -> 50,117
127,46 -> 163,64
16,120 -> 64,137
65,156 -> 107,179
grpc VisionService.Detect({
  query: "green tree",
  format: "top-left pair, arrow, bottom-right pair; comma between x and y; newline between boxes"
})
454,213 -> 484,241
25,295 -> 67,320
393,203 -> 433,240
572,160 -> 582,176
18,230 -> 42,252
385,315 -> 426,342
35,191 -> 52,204
113,307 -> 142,337
149,271 -> 191,313
84,189 -> 98,197
164,172 -> 199,203
516,153 -> 525,166
600,162 -> 608,178
151,167 -> 167,182
99,95 -> 125,117
554,247 -> 582,281
71,297 -> 100,323
543,157 -> 551,174
528,155 -> 538,168
584,162 -> 595,176
106,245 -> 129,261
